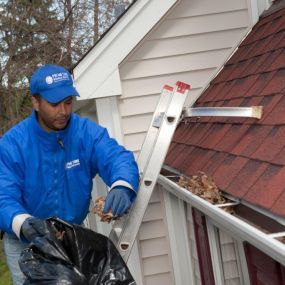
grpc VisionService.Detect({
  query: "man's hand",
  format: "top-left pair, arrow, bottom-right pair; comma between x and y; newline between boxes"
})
103,186 -> 135,216
20,217 -> 50,242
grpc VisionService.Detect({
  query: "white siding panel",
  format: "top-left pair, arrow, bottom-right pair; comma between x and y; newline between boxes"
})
145,272 -> 174,285
221,243 -> 239,262
219,229 -> 237,244
149,10 -> 249,39
149,187 -> 161,203
138,220 -> 167,240
168,0 -> 247,18
129,28 -> 247,61
119,94 -> 160,116
218,229 -> 243,284
138,187 -> 175,284
225,279 -> 242,285
140,237 -> 169,258
124,132 -> 145,152
223,260 -> 240,279
122,113 -> 152,134
143,202 -> 164,222
121,48 -> 230,80
143,255 -> 171,275
121,68 -> 215,97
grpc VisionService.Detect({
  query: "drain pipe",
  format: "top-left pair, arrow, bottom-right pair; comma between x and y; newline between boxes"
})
158,174 -> 285,266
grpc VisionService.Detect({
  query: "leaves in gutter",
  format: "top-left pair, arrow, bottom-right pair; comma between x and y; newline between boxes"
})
178,171 -> 235,214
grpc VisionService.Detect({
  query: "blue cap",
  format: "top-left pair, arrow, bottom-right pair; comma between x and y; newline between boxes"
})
30,64 -> 80,103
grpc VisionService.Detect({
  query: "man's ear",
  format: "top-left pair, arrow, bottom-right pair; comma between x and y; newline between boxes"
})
31,96 -> 40,112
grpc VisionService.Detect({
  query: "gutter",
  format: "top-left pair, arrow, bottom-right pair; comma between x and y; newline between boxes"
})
158,174 -> 285,266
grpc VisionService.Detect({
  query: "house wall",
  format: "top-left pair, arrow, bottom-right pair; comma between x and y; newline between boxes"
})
138,185 -> 175,285
219,230 -> 244,285
117,0 -> 252,283
119,0 -> 251,158
186,205 -> 202,285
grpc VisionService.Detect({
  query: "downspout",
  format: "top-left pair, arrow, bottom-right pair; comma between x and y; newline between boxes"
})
158,175 -> 285,266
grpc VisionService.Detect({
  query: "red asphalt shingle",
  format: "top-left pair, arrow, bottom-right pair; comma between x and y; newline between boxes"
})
251,126 -> 285,162
244,166 -> 285,210
212,156 -> 249,190
164,3 -> 285,217
226,161 -> 268,198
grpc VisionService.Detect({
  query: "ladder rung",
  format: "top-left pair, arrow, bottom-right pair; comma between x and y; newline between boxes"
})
215,202 -> 240,208
268,232 -> 285,239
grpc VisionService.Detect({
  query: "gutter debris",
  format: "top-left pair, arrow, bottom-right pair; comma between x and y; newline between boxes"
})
176,172 -> 285,243
177,171 -> 235,214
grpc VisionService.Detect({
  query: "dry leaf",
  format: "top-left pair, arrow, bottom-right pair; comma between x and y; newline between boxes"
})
178,172 -> 234,214
91,196 -> 118,223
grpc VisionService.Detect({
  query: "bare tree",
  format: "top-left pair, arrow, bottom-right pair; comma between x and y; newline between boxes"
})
0,0 -> 133,135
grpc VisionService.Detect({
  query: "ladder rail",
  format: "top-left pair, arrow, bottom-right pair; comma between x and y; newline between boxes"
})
109,81 -> 190,262
109,85 -> 176,243
137,85 -> 174,174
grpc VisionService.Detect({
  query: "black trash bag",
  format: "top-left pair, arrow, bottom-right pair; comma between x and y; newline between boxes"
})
19,217 -> 136,285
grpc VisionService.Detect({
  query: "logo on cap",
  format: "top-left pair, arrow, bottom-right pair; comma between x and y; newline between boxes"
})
45,72 -> 69,86
46,76 -> 53,85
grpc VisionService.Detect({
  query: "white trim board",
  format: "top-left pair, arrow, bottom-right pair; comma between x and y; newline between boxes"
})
95,97 -> 123,144
162,188 -> 195,285
247,0 -> 275,24
73,0 -> 179,100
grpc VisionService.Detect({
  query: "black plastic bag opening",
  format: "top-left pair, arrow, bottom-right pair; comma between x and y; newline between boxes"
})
19,217 -> 136,285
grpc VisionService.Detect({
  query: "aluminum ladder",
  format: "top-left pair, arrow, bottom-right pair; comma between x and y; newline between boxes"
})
109,81 -> 191,262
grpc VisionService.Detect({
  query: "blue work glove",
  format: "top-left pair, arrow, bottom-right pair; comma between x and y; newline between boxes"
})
103,186 -> 136,216
20,217 -> 50,242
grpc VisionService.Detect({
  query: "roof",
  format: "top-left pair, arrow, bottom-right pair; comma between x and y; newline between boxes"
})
165,1 -> 285,218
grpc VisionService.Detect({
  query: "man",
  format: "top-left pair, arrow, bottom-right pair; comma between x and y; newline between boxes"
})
0,64 -> 139,284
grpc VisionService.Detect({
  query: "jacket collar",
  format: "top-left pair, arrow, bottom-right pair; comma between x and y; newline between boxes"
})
31,110 -> 72,149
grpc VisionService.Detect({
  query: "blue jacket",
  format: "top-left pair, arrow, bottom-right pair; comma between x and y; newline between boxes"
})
0,112 -> 139,234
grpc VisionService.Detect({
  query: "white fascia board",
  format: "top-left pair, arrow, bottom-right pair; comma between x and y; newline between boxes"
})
73,0 -> 179,100
158,175 -> 285,266
247,0 -> 273,24
92,68 -> 122,99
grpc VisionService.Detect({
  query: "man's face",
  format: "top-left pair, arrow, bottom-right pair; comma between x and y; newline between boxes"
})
31,96 -> 73,132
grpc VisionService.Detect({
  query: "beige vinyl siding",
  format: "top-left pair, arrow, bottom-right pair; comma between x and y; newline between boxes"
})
169,0 -> 248,18
120,68 -> 214,98
150,10 -> 249,39
219,230 -> 244,285
121,48 -> 232,79
119,0 -> 250,157
128,28 -> 250,61
144,273 -> 173,285
117,0 -> 251,283
138,186 -> 175,285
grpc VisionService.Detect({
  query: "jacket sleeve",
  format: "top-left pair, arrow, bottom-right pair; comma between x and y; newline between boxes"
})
0,140 -> 28,234
90,127 -> 139,194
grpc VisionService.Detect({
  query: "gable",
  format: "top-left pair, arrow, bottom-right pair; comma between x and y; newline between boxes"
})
73,0 -> 179,100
